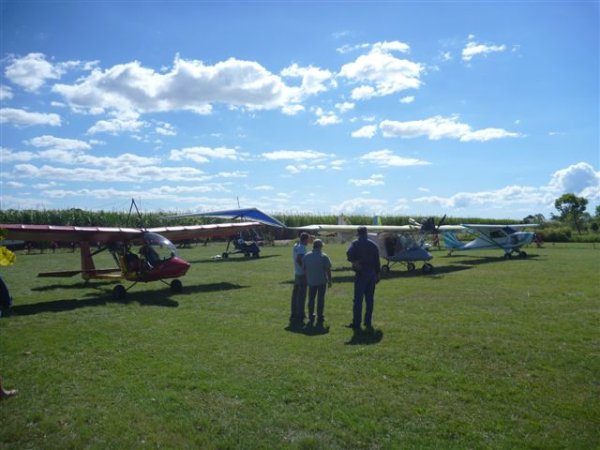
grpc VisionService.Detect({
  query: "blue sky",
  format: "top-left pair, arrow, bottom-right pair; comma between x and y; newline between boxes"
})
1,1 -> 598,220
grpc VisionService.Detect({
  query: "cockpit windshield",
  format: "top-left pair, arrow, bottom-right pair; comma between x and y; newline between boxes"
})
141,232 -> 178,261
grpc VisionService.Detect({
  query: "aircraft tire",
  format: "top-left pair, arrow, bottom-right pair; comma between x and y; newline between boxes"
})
253,252 -> 260,258
519,251 -> 527,258
113,284 -> 126,300
222,252 -> 229,259
381,265 -> 390,275
170,279 -> 183,293
407,262 -> 416,272
422,263 -> 434,275
504,253 -> 512,260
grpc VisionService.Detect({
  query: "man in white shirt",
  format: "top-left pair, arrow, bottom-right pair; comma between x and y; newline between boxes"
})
290,232 -> 309,326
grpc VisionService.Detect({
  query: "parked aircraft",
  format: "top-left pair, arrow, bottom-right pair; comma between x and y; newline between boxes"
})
294,217 -> 450,274
442,224 -> 539,258
167,207 -> 285,259
0,221 -> 260,299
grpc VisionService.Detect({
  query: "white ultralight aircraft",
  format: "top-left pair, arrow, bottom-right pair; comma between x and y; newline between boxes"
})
441,223 -> 539,258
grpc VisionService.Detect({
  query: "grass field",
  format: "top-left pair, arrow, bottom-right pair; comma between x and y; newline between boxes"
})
1,241 -> 598,449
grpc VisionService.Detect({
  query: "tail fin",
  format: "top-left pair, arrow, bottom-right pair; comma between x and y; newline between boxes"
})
337,215 -> 350,225
443,232 -> 464,250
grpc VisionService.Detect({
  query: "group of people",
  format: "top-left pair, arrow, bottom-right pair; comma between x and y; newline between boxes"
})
290,226 -> 381,331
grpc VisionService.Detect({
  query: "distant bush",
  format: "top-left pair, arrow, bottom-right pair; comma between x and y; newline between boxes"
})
537,227 -> 572,243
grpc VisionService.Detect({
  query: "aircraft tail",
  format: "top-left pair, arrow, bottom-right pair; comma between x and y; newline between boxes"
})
443,232 -> 464,250
373,215 -> 382,226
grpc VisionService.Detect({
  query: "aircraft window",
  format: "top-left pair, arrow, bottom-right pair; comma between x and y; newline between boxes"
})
141,233 -> 177,261
489,230 -> 506,239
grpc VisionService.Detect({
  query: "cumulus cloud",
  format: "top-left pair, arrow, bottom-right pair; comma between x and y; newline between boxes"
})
351,125 -> 377,139
0,85 -> 13,100
462,39 -> 506,62
169,146 -> 242,163
348,174 -> 384,187
261,150 -> 330,161
0,108 -> 61,127
360,149 -> 430,167
415,162 -> 600,211
549,162 -> 600,200
338,40 -> 423,100
51,54 -> 328,116
379,115 -> 522,141
26,135 -> 91,151
331,197 -> 388,215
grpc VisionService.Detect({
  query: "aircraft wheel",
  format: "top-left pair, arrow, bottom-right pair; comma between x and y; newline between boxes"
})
170,279 -> 183,293
253,252 -> 260,258
519,251 -> 527,258
222,252 -> 229,259
113,284 -> 126,300
407,262 -> 416,272
381,265 -> 390,275
422,263 -> 434,274
504,253 -> 512,260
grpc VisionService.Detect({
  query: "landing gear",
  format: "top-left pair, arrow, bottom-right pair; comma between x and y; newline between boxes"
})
113,284 -> 126,300
170,279 -> 183,293
381,264 -> 390,275
407,262 -> 416,272
422,263 -> 434,274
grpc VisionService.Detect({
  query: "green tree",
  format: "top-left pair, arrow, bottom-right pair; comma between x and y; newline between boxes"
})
554,193 -> 588,234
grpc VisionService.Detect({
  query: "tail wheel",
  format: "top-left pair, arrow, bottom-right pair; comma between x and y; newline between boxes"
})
113,284 -> 126,300
422,263 -> 434,275
170,279 -> 183,293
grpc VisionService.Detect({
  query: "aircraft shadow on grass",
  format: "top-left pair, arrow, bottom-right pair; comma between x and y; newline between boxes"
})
441,253 -> 541,267
10,282 -> 247,317
187,255 -> 280,264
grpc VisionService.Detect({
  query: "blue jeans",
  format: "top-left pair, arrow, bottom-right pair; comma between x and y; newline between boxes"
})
307,284 -> 326,322
352,273 -> 376,327
290,275 -> 307,322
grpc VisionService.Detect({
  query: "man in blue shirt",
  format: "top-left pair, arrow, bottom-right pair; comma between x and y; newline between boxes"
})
290,232 -> 309,326
346,226 -> 380,330
302,239 -> 332,327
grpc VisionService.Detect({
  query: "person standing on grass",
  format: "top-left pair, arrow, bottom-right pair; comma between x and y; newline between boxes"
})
302,239 -> 332,327
346,226 -> 380,331
290,232 -> 309,326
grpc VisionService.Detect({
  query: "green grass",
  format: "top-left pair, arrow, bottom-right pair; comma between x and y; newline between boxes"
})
1,242 -> 598,449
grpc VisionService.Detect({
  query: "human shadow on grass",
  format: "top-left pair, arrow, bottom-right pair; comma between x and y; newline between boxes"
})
345,328 -> 384,345
284,322 -> 330,336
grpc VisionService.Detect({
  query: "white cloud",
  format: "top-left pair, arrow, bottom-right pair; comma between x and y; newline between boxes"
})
155,122 -> 176,136
26,135 -> 92,151
462,40 -> 506,62
360,149 -> 431,167
0,85 -> 13,100
339,40 -> 423,100
379,115 -> 522,141
351,124 -> 377,139
400,96 -> 415,104
262,150 -> 329,161
87,117 -> 147,135
52,55 -> 327,116
335,101 -> 355,113
0,108 -> 61,127
169,146 -> 242,163
313,107 -> 341,126
331,197 -> 388,215
414,162 -> 600,211
348,174 -> 384,187
549,162 -> 600,200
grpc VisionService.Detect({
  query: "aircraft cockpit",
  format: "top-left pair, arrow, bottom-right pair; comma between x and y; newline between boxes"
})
139,232 -> 178,263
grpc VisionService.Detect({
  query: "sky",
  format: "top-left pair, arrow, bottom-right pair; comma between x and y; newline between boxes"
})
1,1 -> 598,220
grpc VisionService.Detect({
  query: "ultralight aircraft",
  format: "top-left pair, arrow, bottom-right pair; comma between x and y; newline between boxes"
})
0,221 -> 261,299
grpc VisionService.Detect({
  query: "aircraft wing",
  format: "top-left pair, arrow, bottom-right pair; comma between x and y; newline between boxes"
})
0,222 -> 262,243
461,224 -> 539,230
0,224 -> 143,243
292,224 -> 417,233
167,208 -> 286,228
147,222 -> 262,241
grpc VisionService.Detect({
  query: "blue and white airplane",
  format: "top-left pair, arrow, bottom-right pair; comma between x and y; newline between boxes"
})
442,224 -> 539,259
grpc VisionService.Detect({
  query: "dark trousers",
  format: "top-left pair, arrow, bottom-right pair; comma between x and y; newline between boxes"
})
352,273 -> 376,327
307,284 -> 326,322
290,275 -> 307,322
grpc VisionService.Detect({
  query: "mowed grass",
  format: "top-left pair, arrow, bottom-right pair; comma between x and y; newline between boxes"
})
0,241 -> 598,449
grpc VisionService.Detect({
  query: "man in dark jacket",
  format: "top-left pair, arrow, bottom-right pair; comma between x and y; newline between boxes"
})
346,226 -> 380,330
